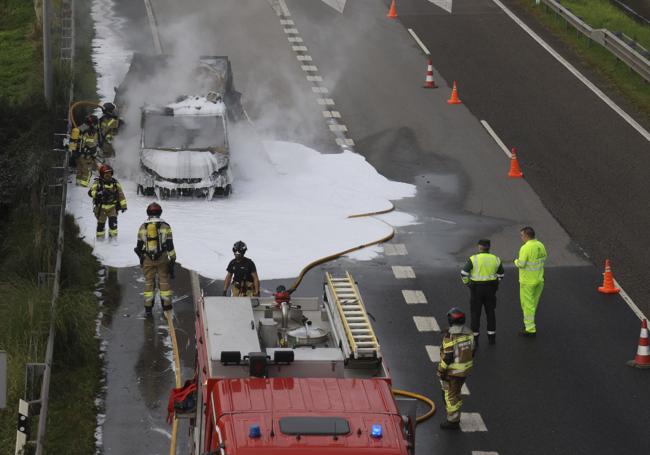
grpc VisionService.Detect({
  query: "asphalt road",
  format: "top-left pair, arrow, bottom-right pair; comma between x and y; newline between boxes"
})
97,1 -> 650,454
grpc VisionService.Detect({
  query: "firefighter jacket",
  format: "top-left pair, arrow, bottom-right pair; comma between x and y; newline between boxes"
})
88,178 -> 127,210
135,217 -> 176,261
99,114 -> 120,144
515,239 -> 547,285
79,124 -> 99,155
461,253 -> 504,285
438,325 -> 474,378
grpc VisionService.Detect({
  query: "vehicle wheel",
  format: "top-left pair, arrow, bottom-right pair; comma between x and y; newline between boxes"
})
136,184 -> 143,195
223,184 -> 232,197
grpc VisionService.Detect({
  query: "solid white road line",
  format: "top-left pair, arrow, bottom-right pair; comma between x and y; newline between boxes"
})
472,452 -> 499,455
384,243 -> 408,255
426,345 -> 440,362
480,120 -> 512,158
402,290 -> 428,304
407,28 -> 431,56
413,316 -> 440,332
614,280 -> 649,321
492,0 -> 650,143
460,413 -> 488,432
392,266 -> 416,279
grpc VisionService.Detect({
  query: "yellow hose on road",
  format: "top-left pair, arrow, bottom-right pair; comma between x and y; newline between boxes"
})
165,311 -> 182,455
392,388 -> 436,424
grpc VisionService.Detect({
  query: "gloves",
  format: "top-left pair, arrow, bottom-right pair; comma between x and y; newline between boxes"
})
120,207 -> 127,213
134,247 -> 144,266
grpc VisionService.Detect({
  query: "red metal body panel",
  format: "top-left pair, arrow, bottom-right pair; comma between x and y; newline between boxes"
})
208,378 -> 408,455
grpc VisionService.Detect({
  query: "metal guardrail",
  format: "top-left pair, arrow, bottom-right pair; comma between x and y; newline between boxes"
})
536,0 -> 650,82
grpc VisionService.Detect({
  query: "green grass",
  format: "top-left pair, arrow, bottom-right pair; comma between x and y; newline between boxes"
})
516,0 -> 650,123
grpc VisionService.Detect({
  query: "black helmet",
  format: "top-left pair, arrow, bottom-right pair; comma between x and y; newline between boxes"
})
146,202 -> 162,217
103,102 -> 116,113
233,241 -> 247,255
447,307 -> 466,326
86,114 -> 98,126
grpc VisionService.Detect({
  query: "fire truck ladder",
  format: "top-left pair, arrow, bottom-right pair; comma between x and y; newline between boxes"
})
325,272 -> 381,361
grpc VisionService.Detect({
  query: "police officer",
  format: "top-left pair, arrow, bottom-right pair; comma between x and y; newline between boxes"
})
223,241 -> 260,297
75,115 -> 100,187
460,239 -> 504,346
134,203 -> 176,316
515,226 -> 547,337
437,308 -> 475,430
88,164 -> 127,239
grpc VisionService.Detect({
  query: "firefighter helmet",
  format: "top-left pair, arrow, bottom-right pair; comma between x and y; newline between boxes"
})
103,102 -> 116,113
99,164 -> 113,176
146,202 -> 162,217
447,307 -> 466,326
86,114 -> 98,126
232,241 -> 247,255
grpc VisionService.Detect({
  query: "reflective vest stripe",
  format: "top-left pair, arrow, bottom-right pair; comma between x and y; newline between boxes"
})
469,254 -> 501,281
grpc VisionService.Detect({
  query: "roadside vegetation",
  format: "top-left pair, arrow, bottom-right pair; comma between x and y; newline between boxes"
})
0,0 -> 100,453
514,0 -> 650,123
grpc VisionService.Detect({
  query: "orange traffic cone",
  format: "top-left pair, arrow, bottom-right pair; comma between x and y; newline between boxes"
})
597,259 -> 620,294
423,58 -> 437,89
508,147 -> 523,178
627,319 -> 650,369
447,81 -> 462,104
387,0 -> 398,18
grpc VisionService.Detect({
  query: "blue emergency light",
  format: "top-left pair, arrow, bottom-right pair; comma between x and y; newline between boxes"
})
371,424 -> 383,439
249,424 -> 261,438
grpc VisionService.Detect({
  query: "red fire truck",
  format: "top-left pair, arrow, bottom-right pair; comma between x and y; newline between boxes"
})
180,271 -> 416,454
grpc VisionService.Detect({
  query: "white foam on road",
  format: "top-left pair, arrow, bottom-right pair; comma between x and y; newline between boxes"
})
67,140 -> 416,280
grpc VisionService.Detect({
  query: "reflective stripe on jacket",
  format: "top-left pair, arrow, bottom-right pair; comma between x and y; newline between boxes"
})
438,325 -> 474,377
515,239 -> 547,284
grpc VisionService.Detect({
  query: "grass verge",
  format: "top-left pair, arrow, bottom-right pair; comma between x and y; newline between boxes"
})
513,0 -> 650,123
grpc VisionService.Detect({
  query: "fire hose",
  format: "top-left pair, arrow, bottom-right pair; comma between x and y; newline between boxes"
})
68,100 -> 102,127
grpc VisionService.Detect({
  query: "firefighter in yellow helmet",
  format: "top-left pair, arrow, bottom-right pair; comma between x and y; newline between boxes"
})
134,203 -> 176,316
437,307 -> 475,430
99,102 -> 122,158
75,114 -> 100,186
88,164 -> 127,239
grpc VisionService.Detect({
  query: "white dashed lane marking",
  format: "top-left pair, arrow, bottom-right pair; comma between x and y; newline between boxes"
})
392,266 -> 415,279
335,138 -> 355,146
301,65 -> 318,72
413,316 -> 439,332
462,383 -> 470,395
297,55 -> 313,61
292,45 -> 308,51
425,345 -> 440,363
307,75 -> 322,82
328,124 -> 348,132
288,36 -> 303,43
460,413 -> 488,432
402,290 -> 427,304
322,110 -> 341,118
280,19 -> 294,25
312,86 -> 329,94
284,27 -> 298,34
384,243 -> 408,256
472,452 -> 498,455
316,98 -> 335,106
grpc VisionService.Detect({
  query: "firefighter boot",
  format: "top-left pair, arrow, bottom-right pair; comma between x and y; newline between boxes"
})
440,420 -> 460,430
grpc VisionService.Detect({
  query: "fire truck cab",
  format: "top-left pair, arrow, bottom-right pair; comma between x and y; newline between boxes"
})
188,272 -> 416,454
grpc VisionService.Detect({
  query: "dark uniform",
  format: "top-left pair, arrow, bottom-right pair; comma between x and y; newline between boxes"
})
226,257 -> 257,296
134,203 -> 176,313
437,308 -> 475,430
88,166 -> 126,238
460,240 -> 504,345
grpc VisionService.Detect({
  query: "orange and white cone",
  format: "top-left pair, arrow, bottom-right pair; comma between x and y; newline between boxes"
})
387,0 -> 398,18
447,81 -> 462,104
597,259 -> 620,294
423,58 -> 437,88
627,319 -> 650,369
508,147 -> 523,178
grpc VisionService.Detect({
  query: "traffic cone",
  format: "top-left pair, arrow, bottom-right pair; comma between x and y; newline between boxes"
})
627,319 -> 650,369
387,0 -> 398,18
447,81 -> 462,104
423,58 -> 437,88
508,147 -> 523,178
597,259 -> 620,294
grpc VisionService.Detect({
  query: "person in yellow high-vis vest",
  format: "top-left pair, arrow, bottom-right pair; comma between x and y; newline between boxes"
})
437,307 -> 475,430
514,226 -> 547,336
134,202 -> 176,316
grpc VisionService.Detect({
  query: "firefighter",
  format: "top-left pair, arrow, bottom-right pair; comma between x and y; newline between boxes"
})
223,241 -> 260,297
134,203 -> 177,316
75,115 -> 100,186
99,102 -> 121,157
437,307 -> 475,430
515,226 -> 547,337
460,239 -> 504,346
88,164 -> 127,239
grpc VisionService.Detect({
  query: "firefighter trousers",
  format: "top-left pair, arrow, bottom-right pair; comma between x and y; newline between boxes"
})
94,205 -> 118,237
142,256 -> 173,310
469,281 -> 498,335
440,376 -> 465,423
232,281 -> 254,297
76,155 -> 95,186
520,282 -> 544,333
